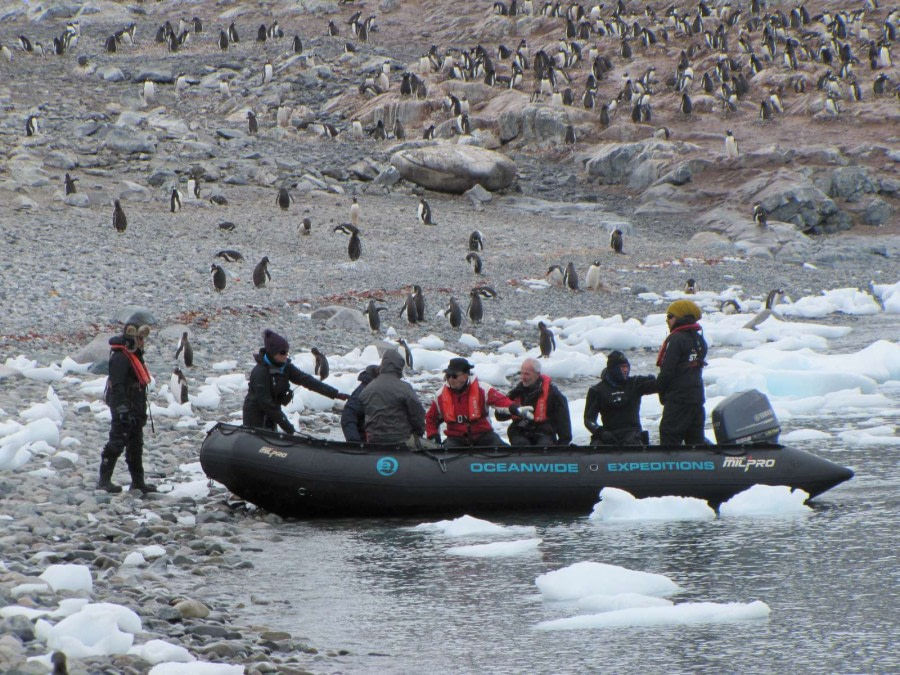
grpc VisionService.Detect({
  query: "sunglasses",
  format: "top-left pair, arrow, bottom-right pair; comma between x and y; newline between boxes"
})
446,372 -> 465,379
278,350 -> 289,355
666,314 -> 675,319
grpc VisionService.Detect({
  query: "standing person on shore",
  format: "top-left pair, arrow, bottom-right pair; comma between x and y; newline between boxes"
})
99,324 -> 155,493
425,357 -> 533,448
499,357 -> 571,446
656,300 -> 708,445
583,350 -> 658,445
341,364 -> 380,442
359,349 -> 432,447
242,329 -> 348,434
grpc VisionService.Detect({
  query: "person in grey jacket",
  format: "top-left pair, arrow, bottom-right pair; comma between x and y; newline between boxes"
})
359,349 -> 429,447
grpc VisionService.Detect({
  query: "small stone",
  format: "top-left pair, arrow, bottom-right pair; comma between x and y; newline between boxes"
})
174,599 -> 210,619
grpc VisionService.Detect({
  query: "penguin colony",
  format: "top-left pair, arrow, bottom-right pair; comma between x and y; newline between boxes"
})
5,1 -> 896,359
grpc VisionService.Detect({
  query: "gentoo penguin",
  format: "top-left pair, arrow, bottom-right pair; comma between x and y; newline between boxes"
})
218,30 -> 228,50
143,79 -> 155,102
216,221 -> 235,232
680,92 -> 693,115
1,44 -> 12,62
170,187 -> 182,213
467,287 -> 498,324
349,197 -> 360,226
210,195 -> 228,206
215,249 -> 244,262
192,17 -> 203,33
293,35 -> 303,54
50,651 -> 67,675
610,229 -> 624,253
873,74 -> 888,97
334,223 -> 361,261
321,123 -> 339,139
276,187 -> 292,211
300,218 -> 311,235
393,118 -> 405,140
684,278 -> 698,294
466,252 -> 483,274
546,264 -> 565,286
412,284 -> 426,321
363,300 -> 386,332
765,289 -> 784,310
25,115 -> 37,137
219,80 -> 230,96
311,347 -> 329,380
417,198 -> 434,225
175,73 -> 188,95
563,262 -> 578,291
262,60 -> 273,84
445,297 -> 463,328
720,299 -> 741,315
399,295 -> 419,324
210,263 -> 227,291
468,230 -> 485,251
257,25 -> 267,42
564,124 -> 576,145
327,20 -> 339,37
423,124 -> 435,140
724,130 -> 739,158
247,111 -> 258,134
175,331 -> 193,367
252,256 -> 271,288
104,35 -> 117,53
64,173 -> 77,195
456,113 -> 471,135
187,176 -> 200,199
753,203 -> 767,227
585,260 -> 603,291
371,119 -> 386,140
824,93 -> 840,116
113,200 -> 127,233
398,338 -> 414,370
18,35 -> 33,52
228,22 -> 239,43
351,119 -> 363,138
538,321 -> 556,358
378,63 -> 390,92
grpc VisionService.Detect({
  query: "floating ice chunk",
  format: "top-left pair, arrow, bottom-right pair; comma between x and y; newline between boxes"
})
535,562 -> 679,601
778,287 -> 882,318
535,600 -> 770,630
719,485 -> 811,516
418,334 -> 445,350
414,515 -> 537,538
590,488 -> 716,522
40,564 -> 92,593
149,662 -> 245,674
872,280 -> 900,313
130,639 -> 195,665
447,538 -> 542,557
780,429 -> 832,441
576,593 -> 673,613
838,426 -> 900,447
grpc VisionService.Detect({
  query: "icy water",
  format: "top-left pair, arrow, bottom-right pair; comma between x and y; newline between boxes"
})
188,314 -> 898,674
195,440 -> 896,675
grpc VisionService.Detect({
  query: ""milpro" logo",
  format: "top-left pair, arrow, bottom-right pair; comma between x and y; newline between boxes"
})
722,456 -> 776,471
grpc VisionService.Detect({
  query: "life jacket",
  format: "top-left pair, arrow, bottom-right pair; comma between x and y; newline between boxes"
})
513,375 -> 551,422
437,377 -> 486,424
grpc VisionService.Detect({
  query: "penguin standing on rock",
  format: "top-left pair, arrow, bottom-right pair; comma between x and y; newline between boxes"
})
724,130 -> 739,158
175,331 -> 193,367
247,111 -> 258,134
210,263 -> 227,291
610,228 -> 624,253
538,321 -> 556,358
25,115 -> 38,137
170,367 -> 189,404
412,285 -> 426,322
311,347 -> 329,380
276,187 -> 292,211
563,262 -> 578,291
445,297 -> 463,328
113,200 -> 127,233
752,203 -> 767,227
468,230 -> 485,251
218,30 -> 229,50
400,295 -> 419,324
363,300 -> 387,333
64,173 -> 77,195
417,198 -> 434,225
253,256 -> 271,288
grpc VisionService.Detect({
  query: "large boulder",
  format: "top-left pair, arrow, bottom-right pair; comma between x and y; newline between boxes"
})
740,170 -> 852,233
390,145 -> 516,193
581,139 -> 700,185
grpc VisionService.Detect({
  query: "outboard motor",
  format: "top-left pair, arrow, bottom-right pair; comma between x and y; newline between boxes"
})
712,389 -> 781,445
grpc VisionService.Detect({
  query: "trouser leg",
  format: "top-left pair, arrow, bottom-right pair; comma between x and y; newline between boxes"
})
660,402 -> 705,445
683,406 -> 708,445
125,426 -> 156,492
507,426 -> 531,446
98,418 -> 128,492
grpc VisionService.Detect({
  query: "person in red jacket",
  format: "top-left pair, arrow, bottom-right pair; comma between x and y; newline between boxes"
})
426,357 -> 533,448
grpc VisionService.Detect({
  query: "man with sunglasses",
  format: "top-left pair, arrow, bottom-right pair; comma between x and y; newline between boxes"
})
657,300 -> 709,445
242,329 -> 349,435
425,357 -> 534,448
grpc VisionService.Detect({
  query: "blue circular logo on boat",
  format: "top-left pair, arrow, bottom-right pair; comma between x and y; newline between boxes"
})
376,457 -> 398,476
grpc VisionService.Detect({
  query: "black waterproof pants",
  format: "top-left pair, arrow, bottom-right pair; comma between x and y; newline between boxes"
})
659,402 -> 707,445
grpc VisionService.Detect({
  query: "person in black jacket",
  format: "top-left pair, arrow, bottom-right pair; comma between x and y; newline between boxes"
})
657,300 -> 709,445
584,350 -> 658,446
341,364 -> 379,442
99,323 -> 155,493
501,357 -> 572,446
242,329 -> 348,434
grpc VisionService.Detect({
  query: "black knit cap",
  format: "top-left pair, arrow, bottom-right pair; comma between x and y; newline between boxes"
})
263,329 -> 290,356
607,350 -> 629,369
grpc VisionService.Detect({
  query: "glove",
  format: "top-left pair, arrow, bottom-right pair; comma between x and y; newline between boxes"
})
280,420 -> 296,435
335,393 -> 350,401
516,405 -> 535,421
585,421 -> 599,433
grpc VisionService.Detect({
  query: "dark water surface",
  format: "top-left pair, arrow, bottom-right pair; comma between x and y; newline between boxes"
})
193,438 -> 896,675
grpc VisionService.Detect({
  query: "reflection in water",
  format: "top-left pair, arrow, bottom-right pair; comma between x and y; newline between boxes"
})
186,440 -> 896,674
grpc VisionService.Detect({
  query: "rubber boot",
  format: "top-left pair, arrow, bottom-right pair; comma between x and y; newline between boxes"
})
97,454 -> 123,493
129,465 -> 157,493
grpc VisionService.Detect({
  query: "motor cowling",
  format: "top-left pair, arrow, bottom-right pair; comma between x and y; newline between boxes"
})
712,389 -> 781,445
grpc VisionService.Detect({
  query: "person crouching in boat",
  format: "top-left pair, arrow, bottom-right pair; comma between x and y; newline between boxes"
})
497,357 -> 572,446
242,329 -> 349,435
583,350 -> 658,446
657,300 -> 709,445
359,349 -> 434,448
341,364 -> 380,442
425,357 -> 534,448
